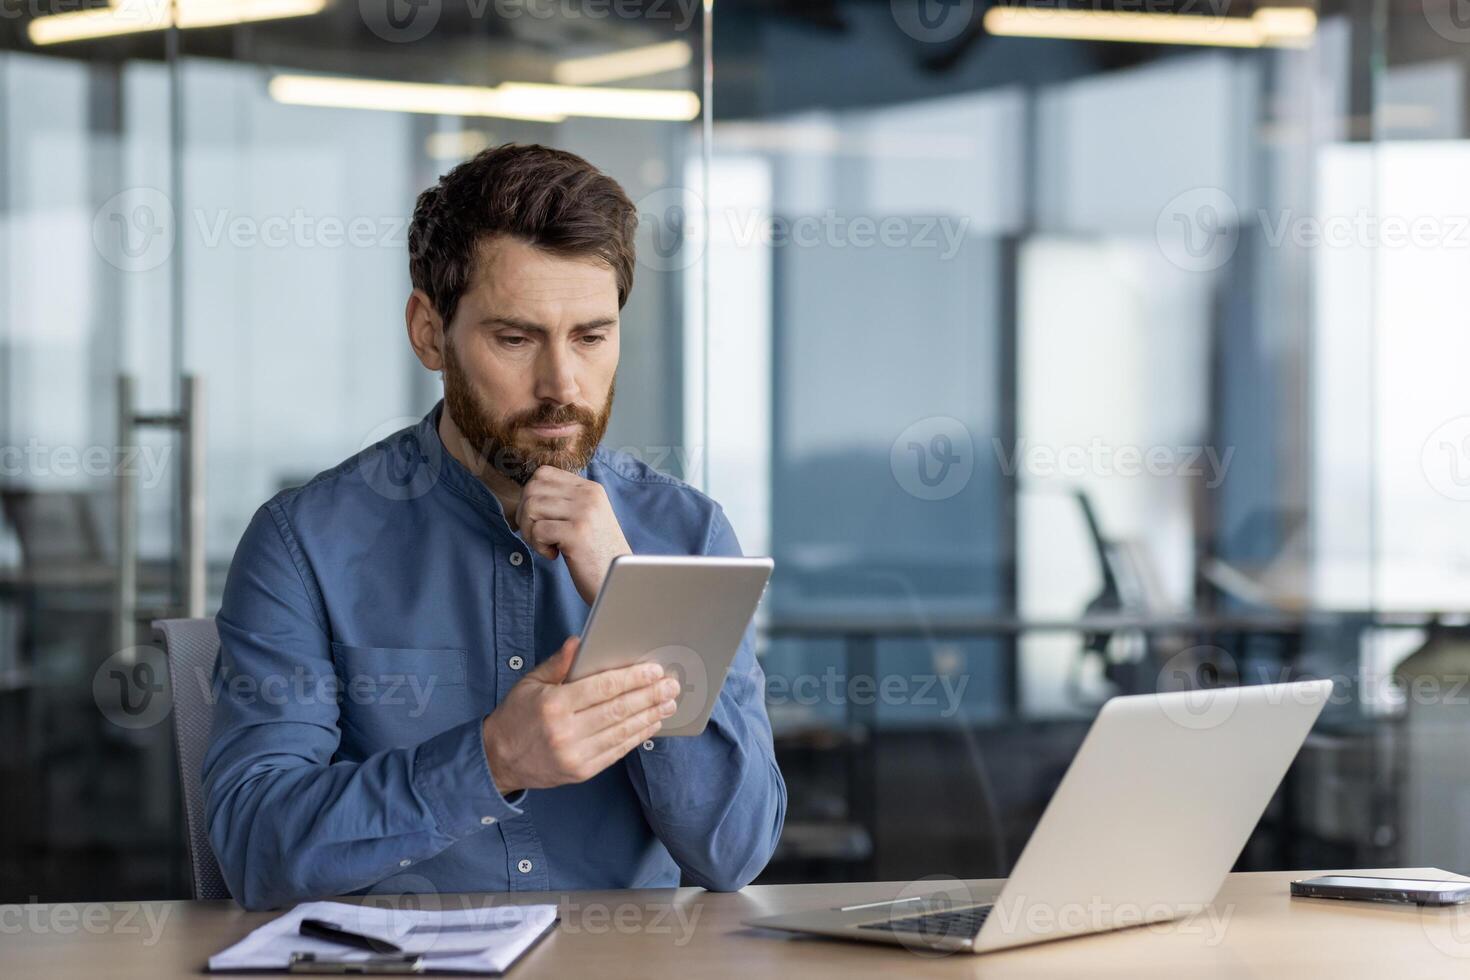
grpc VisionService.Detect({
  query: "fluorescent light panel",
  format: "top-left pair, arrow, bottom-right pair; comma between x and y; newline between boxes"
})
496,82 -> 700,121
982,6 -> 1317,49
1252,5 -> 1317,43
269,74 -> 701,123
268,75 -> 566,122
552,40 -> 693,85
28,0 -> 325,45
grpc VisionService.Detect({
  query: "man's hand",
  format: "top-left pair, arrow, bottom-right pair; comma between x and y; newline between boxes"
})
514,465 -> 631,605
482,636 -> 680,796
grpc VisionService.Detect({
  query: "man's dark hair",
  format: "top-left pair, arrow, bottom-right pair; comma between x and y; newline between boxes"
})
408,143 -> 637,325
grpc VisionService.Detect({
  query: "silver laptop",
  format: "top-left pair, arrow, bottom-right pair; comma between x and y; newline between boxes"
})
747,679 -> 1332,954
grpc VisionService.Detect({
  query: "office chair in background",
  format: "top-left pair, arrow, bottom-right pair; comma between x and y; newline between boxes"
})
153,617 -> 230,901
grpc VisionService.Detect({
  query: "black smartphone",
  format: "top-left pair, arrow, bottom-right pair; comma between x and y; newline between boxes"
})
1290,875 -> 1470,906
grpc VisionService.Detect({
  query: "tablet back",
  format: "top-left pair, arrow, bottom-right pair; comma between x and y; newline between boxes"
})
568,555 -> 774,736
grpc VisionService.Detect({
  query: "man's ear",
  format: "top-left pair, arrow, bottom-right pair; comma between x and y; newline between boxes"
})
406,289 -> 447,371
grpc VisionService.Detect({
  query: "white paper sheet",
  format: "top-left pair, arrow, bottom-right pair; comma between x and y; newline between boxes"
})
208,900 -> 558,974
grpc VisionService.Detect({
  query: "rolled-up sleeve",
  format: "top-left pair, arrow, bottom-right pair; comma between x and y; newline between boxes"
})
201,502 -> 523,910
622,507 -> 787,891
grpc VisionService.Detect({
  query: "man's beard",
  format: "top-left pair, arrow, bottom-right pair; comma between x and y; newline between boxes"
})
442,340 -> 614,485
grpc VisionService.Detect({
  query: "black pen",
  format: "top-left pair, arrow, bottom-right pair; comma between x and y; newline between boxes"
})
299,918 -> 404,954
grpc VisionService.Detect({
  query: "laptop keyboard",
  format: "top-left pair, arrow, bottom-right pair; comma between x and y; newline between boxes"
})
857,903 -> 992,939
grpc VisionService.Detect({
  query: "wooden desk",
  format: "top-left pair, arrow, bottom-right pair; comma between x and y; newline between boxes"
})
9,869 -> 1470,979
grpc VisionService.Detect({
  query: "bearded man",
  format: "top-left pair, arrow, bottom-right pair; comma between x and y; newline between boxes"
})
202,144 -> 786,911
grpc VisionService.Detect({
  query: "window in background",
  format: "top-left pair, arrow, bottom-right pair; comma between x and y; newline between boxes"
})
0,5 -> 710,901
707,0 -> 1444,883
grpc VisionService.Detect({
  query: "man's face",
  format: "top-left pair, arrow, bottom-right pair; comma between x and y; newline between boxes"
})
440,237 -> 620,483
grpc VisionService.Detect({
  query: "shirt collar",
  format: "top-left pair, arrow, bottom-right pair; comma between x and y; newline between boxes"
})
418,400 -> 511,525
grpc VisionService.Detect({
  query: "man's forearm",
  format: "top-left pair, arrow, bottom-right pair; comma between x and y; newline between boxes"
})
204,717 -> 521,910
625,673 -> 787,891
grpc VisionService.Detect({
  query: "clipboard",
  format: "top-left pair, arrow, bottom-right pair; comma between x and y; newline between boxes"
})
282,917 -> 559,975
208,902 -> 559,975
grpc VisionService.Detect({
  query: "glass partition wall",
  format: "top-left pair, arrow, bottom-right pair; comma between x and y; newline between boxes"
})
1,20 -> 181,901
0,4 -> 711,900
1372,0 -> 1470,874
702,0 -> 1464,884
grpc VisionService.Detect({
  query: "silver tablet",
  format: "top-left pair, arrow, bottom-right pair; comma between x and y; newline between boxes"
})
567,555 -> 774,736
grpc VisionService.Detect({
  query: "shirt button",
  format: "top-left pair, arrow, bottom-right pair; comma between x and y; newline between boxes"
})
399,859 -> 411,868
517,859 -> 533,874
642,740 -> 656,751
508,655 -> 524,670
508,551 -> 524,567
481,816 -> 497,826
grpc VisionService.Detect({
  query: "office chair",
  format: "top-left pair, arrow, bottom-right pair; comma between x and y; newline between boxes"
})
0,489 -> 107,568
153,617 -> 231,901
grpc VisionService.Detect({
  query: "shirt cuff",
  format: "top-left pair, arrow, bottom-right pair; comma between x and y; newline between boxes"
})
413,717 -> 526,839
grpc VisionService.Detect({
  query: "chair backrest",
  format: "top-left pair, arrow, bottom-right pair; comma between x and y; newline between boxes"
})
153,617 -> 230,901
1,489 -> 105,566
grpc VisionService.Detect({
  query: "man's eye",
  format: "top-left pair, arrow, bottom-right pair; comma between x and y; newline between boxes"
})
500,335 -> 528,348
580,334 -> 607,346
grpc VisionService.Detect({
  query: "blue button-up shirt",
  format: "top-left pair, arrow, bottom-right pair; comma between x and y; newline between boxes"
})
202,402 -> 786,910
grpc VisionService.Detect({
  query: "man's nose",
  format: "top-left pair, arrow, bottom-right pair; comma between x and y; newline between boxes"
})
534,346 -> 581,405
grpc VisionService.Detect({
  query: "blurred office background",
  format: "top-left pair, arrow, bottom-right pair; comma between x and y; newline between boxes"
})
4,0 -> 1470,901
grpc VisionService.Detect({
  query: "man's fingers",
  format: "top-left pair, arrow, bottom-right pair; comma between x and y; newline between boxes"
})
515,475 -> 573,525
526,465 -> 582,488
582,717 -> 666,775
517,486 -> 576,559
515,491 -> 560,544
585,700 -> 670,755
575,676 -> 680,736
562,660 -> 664,711
522,519 -> 575,561
527,636 -> 579,683
519,494 -> 578,523
524,529 -> 560,561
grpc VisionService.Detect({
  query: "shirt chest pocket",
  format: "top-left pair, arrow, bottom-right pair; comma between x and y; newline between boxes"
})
330,643 -> 479,753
